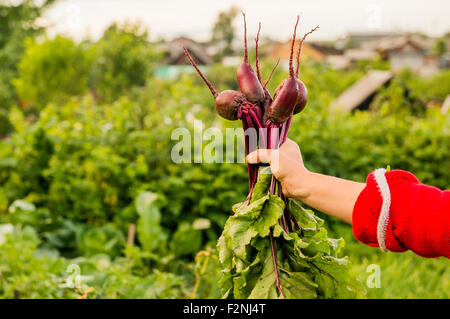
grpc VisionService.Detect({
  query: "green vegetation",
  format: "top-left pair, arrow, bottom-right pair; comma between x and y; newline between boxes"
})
218,168 -> 364,299
13,36 -> 91,111
0,2 -> 448,299
0,0 -> 56,135
89,22 -> 162,102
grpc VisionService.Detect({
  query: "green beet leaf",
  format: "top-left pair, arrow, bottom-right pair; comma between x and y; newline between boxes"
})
217,168 -> 365,299
135,191 -> 166,253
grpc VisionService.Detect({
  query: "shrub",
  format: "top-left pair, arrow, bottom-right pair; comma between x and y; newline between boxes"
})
12,36 -> 91,111
88,22 -> 161,102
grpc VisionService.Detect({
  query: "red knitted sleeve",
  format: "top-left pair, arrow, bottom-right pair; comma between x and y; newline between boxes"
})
352,169 -> 450,258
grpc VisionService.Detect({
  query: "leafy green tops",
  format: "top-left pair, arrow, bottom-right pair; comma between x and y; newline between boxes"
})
217,167 -> 365,299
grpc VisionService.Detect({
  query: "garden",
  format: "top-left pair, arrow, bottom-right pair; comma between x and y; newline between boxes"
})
0,1 -> 449,299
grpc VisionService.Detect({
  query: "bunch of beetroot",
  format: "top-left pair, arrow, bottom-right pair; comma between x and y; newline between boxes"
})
183,17 -> 367,299
184,12 -> 318,260
184,12 -> 318,198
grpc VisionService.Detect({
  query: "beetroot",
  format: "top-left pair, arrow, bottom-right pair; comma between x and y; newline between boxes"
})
236,12 -> 265,105
215,90 -> 246,120
266,16 -> 300,123
183,47 -> 245,121
293,79 -> 308,114
185,15 -> 331,299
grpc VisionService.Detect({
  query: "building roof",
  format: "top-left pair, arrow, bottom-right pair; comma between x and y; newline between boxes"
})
347,31 -> 405,41
325,55 -> 351,70
344,49 -> 378,61
264,40 -> 329,62
160,37 -> 213,65
376,37 -> 426,54
332,70 -> 393,112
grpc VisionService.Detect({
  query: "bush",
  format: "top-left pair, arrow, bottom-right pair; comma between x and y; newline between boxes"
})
0,78 -> 247,260
0,225 -> 189,298
89,22 -> 161,102
12,36 -> 91,111
0,108 -> 12,137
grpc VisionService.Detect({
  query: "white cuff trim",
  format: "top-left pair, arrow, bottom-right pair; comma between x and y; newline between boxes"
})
373,168 -> 391,252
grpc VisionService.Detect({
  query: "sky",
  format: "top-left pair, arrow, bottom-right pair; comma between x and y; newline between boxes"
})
42,0 -> 450,42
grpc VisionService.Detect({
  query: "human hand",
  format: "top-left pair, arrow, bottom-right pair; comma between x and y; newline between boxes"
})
246,138 -> 310,200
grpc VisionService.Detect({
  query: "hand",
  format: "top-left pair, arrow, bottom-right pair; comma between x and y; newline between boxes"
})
246,138 -> 311,200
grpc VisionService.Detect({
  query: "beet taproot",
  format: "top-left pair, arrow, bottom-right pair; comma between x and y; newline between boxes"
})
266,16 -> 300,123
183,47 -> 245,121
236,12 -> 265,105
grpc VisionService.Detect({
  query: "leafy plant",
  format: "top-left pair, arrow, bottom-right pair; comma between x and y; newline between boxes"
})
89,22 -> 161,102
217,167 -> 364,298
0,0 -> 56,113
0,225 -> 188,299
12,36 -> 91,111
135,191 -> 166,253
75,224 -> 126,258
0,32 -> 448,299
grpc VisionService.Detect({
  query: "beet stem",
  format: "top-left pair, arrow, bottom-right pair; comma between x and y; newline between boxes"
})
247,165 -> 258,203
279,122 -> 287,146
278,186 -> 289,233
241,116 -> 252,191
245,110 -> 262,194
247,107 -> 264,129
295,26 -> 319,77
291,213 -> 301,231
289,199 -> 304,231
282,196 -> 294,232
288,16 -> 300,78
183,46 -> 218,98
255,22 -> 262,83
263,58 -> 280,89
280,116 -> 292,146
243,111 -> 261,198
270,231 -> 285,298
241,11 -> 249,62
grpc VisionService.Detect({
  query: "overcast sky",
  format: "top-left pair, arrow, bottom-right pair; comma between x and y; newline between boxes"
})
42,0 -> 450,42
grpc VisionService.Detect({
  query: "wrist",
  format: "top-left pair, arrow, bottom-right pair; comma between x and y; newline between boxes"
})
288,166 -> 313,201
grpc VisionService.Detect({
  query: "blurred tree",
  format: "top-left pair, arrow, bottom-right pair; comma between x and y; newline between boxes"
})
89,21 -> 161,102
432,37 -> 448,57
12,36 -> 91,111
0,1 -> 56,105
210,6 -> 240,60
0,0 -> 56,135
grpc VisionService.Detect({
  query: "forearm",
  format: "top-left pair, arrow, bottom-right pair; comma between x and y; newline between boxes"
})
294,170 -> 365,224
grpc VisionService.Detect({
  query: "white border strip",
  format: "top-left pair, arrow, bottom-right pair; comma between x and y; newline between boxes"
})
373,168 -> 391,252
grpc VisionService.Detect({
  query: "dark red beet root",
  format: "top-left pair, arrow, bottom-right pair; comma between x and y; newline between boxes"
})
267,78 -> 298,123
293,79 -> 307,114
237,12 -> 265,105
215,90 -> 246,120
183,46 -> 245,121
266,16 -> 300,123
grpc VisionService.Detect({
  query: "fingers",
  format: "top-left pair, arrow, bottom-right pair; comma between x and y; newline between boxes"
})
247,139 -> 298,164
246,149 -> 274,164
247,149 -> 282,176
